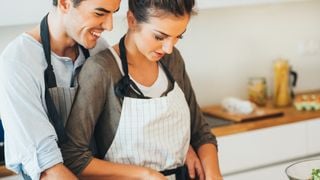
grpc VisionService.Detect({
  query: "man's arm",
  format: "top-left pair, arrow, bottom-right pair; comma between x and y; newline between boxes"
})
0,54 -> 66,179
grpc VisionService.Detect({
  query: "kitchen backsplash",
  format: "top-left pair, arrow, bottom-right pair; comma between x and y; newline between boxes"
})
1,0 -> 319,106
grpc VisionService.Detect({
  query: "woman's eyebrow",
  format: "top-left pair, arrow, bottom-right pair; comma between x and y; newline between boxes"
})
154,29 -> 187,38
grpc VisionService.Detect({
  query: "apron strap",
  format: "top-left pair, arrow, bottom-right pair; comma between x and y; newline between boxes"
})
80,44 -> 90,59
40,14 -> 57,88
115,35 -> 175,99
115,35 -> 145,98
40,14 -> 67,144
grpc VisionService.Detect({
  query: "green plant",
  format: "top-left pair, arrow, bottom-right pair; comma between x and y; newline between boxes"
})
312,168 -> 320,180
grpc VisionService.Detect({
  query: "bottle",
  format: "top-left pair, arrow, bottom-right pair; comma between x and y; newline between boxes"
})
273,59 -> 298,107
248,77 -> 267,106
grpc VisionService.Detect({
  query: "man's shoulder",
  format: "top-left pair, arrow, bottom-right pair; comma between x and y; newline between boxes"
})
0,34 -> 45,75
1,33 -> 44,61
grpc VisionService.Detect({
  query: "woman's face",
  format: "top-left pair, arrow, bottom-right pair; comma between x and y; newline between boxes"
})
63,0 -> 120,49
131,12 -> 190,62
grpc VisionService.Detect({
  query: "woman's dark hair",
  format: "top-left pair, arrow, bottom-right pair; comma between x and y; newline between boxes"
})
53,0 -> 83,7
129,0 -> 196,23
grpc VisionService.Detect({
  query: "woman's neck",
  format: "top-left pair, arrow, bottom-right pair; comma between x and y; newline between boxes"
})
124,33 -> 154,67
114,33 -> 159,87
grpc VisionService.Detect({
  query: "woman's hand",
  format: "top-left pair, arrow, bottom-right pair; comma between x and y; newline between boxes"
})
197,144 -> 223,180
143,168 -> 167,180
185,145 -> 204,180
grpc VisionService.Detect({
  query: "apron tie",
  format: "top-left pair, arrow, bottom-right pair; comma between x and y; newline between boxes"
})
160,165 -> 190,180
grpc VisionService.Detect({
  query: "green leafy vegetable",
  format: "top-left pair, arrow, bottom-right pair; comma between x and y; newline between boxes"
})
312,168 -> 320,180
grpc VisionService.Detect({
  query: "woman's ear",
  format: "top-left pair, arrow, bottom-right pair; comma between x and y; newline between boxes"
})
127,10 -> 137,30
57,0 -> 72,13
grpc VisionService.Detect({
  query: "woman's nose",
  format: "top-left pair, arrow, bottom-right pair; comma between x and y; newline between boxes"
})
162,41 -> 174,54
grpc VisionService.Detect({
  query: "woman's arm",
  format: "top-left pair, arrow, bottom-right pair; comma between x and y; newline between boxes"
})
80,158 -> 166,180
167,49 -> 222,179
197,144 -> 223,180
62,54 -> 166,179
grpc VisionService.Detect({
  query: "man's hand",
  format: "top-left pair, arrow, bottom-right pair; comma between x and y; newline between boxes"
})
185,145 -> 204,180
40,163 -> 78,180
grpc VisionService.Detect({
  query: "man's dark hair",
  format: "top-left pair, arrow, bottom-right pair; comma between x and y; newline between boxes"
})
53,0 -> 84,7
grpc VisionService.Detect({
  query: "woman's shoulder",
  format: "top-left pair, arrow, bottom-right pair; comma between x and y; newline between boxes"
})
85,48 -> 119,71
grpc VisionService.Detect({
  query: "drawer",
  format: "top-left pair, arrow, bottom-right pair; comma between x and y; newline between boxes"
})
217,121 -> 307,174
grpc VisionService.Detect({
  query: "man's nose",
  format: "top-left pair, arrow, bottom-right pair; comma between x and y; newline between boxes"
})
102,14 -> 113,31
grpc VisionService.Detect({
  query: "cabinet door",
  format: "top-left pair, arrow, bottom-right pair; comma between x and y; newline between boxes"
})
306,118 -> 320,155
217,121 -> 307,175
224,162 -> 291,180
224,155 -> 320,180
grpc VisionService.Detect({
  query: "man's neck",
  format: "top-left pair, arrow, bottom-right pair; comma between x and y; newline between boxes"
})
27,11 -> 78,60
47,12 -> 78,60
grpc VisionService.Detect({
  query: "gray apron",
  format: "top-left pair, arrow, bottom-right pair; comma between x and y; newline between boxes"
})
20,14 -> 90,180
40,14 -> 89,144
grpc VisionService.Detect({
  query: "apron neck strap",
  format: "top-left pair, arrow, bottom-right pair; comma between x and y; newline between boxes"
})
118,35 -> 145,98
116,34 -> 175,98
40,14 -> 57,88
119,35 -> 129,78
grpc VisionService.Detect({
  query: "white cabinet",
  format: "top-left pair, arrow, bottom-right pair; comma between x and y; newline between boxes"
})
217,118 -> 320,179
217,121 -> 307,175
306,118 -> 320,155
224,162 -> 292,180
224,155 -> 320,180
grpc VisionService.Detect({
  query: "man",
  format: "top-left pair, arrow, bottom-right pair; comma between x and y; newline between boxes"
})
0,0 -> 121,179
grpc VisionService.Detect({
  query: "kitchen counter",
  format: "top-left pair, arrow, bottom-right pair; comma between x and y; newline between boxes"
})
0,166 -> 14,177
204,100 -> 320,137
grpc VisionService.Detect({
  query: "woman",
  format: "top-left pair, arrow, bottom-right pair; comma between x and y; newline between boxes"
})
62,0 -> 222,179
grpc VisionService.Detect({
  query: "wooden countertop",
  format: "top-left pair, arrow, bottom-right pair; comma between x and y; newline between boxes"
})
206,99 -> 320,137
0,166 -> 14,177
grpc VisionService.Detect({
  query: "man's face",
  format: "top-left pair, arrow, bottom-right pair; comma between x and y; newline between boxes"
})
64,0 -> 120,49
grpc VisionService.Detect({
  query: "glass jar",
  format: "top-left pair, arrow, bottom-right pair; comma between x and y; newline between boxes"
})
248,77 -> 267,106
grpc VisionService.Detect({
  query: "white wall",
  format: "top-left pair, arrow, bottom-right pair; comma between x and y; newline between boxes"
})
181,0 -> 320,105
1,0 -> 320,106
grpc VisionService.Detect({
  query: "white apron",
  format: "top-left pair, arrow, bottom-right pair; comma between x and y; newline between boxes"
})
105,82 -> 191,179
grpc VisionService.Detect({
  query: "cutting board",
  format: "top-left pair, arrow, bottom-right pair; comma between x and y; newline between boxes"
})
202,105 -> 284,122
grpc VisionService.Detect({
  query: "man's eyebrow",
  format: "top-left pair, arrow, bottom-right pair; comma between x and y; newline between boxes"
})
94,7 -> 120,13
154,29 -> 187,38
